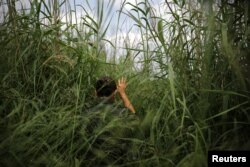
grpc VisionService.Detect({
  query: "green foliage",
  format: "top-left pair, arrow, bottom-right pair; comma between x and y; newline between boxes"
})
0,0 -> 250,166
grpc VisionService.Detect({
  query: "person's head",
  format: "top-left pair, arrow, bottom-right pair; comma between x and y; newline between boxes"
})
95,76 -> 116,100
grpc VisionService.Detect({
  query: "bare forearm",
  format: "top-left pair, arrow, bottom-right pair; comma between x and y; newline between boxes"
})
119,92 -> 136,114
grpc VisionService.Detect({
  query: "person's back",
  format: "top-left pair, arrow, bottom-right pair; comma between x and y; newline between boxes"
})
90,76 -> 136,114
83,76 -> 138,165
88,97 -> 128,116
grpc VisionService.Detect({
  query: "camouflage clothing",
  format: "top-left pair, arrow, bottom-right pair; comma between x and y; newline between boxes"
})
88,98 -> 129,116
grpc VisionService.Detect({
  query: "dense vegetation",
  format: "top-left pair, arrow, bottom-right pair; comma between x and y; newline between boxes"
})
0,0 -> 249,166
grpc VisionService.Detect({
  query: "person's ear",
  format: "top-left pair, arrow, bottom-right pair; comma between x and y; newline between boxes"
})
110,91 -> 116,101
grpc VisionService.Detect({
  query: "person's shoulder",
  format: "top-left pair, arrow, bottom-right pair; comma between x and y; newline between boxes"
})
86,98 -> 115,113
86,98 -> 136,117
110,105 -> 128,116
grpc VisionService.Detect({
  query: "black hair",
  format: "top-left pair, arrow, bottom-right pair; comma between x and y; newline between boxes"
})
95,76 -> 116,97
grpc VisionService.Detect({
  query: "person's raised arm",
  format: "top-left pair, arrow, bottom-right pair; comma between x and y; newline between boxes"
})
117,77 -> 136,114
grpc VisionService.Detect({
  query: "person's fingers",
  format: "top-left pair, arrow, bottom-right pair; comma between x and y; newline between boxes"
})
118,77 -> 128,86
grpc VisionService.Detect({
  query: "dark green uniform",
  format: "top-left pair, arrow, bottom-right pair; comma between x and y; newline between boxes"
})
88,98 -> 129,116
84,98 -> 139,165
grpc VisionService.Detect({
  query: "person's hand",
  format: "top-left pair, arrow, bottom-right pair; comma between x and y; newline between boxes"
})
117,77 -> 136,113
117,77 -> 127,94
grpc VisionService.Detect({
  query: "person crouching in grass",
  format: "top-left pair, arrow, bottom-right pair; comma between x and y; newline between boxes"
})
94,76 -> 136,114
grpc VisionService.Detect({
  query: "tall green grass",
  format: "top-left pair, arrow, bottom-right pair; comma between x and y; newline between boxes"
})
0,0 -> 249,166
